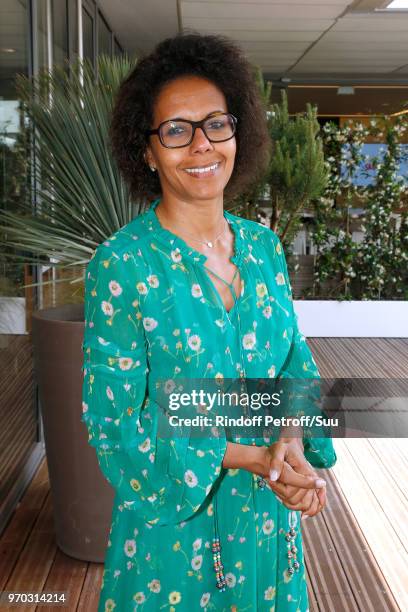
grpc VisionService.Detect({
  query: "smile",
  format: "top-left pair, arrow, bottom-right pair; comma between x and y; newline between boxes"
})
184,161 -> 221,176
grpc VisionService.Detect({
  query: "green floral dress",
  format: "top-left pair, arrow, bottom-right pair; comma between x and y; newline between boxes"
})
81,198 -> 336,612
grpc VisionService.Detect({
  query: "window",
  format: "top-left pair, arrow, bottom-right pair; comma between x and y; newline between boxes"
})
0,0 -> 40,533
67,0 -> 79,63
52,0 -> 69,68
98,12 -> 111,57
82,6 -> 94,67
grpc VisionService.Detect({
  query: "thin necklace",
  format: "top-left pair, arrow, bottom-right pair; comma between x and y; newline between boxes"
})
157,211 -> 228,249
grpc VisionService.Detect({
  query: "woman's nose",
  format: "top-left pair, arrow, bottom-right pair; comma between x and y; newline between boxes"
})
190,127 -> 213,152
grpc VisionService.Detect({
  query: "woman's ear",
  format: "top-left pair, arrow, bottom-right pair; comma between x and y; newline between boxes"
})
144,147 -> 156,172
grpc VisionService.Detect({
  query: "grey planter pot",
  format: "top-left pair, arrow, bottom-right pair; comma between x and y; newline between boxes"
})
32,304 -> 113,562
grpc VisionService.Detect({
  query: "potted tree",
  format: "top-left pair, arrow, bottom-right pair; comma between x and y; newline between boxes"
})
0,55 -> 142,562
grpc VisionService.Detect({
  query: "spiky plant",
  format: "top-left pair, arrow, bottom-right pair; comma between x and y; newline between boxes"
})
0,54 -> 140,297
267,89 -> 329,248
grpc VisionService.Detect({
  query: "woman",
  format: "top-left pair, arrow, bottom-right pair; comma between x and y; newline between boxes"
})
81,33 -> 336,611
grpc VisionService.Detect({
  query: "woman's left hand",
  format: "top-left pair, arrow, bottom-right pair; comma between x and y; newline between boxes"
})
265,438 -> 327,518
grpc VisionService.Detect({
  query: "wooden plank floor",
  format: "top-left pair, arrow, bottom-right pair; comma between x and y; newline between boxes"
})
306,337 -> 407,612
0,459 -> 103,612
0,338 -> 406,611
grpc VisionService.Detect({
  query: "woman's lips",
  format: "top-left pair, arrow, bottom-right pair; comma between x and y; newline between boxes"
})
183,161 -> 221,178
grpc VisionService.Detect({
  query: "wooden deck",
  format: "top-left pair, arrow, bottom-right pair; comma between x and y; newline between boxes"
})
0,338 -> 407,611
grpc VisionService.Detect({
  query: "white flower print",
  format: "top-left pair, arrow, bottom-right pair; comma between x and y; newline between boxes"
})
242,331 -> 256,350
169,591 -> 181,604
171,248 -> 182,263
256,282 -> 267,297
187,334 -> 201,351
184,469 -> 198,487
130,479 -> 141,492
109,280 -> 122,297
138,438 -> 151,453
191,283 -> 203,298
263,305 -> 272,319
82,401 -> 88,414
106,386 -> 114,401
101,301 -> 113,316
148,579 -> 161,593
268,365 -> 276,378
133,592 -> 145,604
276,241 -> 282,254
193,538 -> 202,551
98,336 -> 110,345
124,539 -> 136,557
275,272 -> 285,285
264,586 -> 276,600
191,555 -> 203,570
262,519 -> 274,535
143,317 -> 158,332
164,379 -> 176,393
200,593 -> 210,607
118,357 -> 133,370
104,599 -> 116,611
136,281 -> 148,294
225,572 -> 236,588
147,274 -> 159,287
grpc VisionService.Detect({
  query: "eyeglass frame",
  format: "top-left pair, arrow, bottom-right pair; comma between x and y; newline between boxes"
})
145,112 -> 238,149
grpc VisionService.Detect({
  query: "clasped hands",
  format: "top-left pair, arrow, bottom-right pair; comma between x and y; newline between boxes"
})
257,437 -> 326,519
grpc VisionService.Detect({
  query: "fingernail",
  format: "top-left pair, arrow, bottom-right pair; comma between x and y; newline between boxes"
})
301,514 -> 309,520
315,479 -> 326,488
269,469 -> 279,481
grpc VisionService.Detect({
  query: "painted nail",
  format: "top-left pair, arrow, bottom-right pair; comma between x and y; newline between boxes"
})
269,469 -> 279,481
315,478 -> 326,488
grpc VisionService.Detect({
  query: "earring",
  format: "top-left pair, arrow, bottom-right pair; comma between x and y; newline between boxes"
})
149,166 -> 156,172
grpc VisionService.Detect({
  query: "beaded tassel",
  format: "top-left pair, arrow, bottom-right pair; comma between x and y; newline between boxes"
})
285,514 -> 300,575
212,497 -> 227,591
256,476 -> 267,489
212,537 -> 226,591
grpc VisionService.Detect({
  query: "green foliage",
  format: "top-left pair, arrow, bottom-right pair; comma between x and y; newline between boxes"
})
0,54 -> 140,291
0,105 -> 32,294
310,117 -> 408,300
267,90 -> 329,249
233,70 -> 329,261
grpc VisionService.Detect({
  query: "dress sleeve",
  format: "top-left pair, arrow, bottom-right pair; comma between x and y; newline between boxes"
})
81,243 -> 227,525
267,231 -> 337,469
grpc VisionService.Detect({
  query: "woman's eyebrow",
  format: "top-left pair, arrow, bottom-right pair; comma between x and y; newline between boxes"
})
161,110 -> 227,123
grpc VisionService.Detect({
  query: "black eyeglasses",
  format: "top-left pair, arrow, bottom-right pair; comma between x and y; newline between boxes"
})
145,112 -> 237,149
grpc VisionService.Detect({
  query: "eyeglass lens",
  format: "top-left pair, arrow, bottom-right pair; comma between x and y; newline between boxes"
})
160,113 -> 235,147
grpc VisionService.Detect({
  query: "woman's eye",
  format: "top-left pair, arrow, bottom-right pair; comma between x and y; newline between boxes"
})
165,124 -> 186,137
207,121 -> 225,130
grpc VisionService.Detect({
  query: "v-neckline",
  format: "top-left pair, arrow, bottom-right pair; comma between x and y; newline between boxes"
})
203,266 -> 243,317
146,198 -> 245,318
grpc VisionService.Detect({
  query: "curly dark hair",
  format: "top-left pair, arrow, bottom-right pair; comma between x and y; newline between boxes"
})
110,32 -> 270,203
